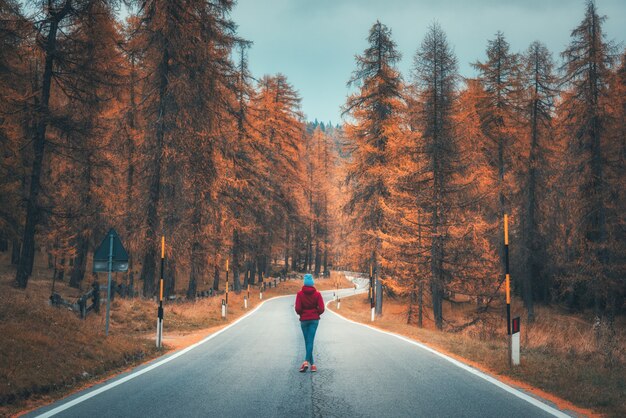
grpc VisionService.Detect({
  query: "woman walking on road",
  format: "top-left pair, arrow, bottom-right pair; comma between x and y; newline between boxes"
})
295,274 -> 325,372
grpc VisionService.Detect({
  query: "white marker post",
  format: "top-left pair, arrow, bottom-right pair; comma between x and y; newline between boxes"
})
221,299 -> 226,319
244,296 -> 248,309
512,317 -> 521,366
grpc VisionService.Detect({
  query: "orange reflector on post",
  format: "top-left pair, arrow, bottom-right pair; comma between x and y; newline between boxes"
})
505,274 -> 510,304
159,279 -> 164,302
504,214 -> 509,246
161,236 -> 165,259
226,259 -> 229,272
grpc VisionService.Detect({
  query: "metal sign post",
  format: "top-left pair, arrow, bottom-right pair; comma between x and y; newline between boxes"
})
93,228 -> 128,337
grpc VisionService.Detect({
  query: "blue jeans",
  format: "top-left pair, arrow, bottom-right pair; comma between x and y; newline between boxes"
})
300,320 -> 319,364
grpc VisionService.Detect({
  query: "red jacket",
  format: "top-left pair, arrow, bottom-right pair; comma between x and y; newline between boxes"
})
295,286 -> 325,321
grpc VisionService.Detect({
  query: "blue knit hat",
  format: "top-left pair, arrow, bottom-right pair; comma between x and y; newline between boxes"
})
303,274 -> 314,287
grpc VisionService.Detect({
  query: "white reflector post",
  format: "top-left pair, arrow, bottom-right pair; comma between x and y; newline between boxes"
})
371,307 -> 375,322
512,333 -> 520,366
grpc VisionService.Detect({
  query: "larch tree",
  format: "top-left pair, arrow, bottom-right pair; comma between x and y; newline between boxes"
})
559,0 -> 622,328
409,23 -> 459,330
249,74 -> 305,281
517,41 -> 558,321
472,31 -> 521,277
0,0 -> 29,267
343,21 -> 406,315
60,0 -> 126,288
134,0 -> 237,296
14,0 -> 76,288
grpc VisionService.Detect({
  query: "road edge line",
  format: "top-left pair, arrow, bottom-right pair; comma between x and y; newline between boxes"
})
34,294 -> 292,418
325,298 -> 569,418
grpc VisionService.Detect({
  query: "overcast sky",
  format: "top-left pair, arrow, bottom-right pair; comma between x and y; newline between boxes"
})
231,0 -> 625,124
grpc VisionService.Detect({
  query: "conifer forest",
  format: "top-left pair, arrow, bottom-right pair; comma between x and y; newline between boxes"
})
1,0 -> 624,335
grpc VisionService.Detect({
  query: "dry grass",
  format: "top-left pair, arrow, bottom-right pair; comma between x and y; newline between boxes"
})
0,273 -> 157,417
331,281 -> 626,418
0,268 -> 350,416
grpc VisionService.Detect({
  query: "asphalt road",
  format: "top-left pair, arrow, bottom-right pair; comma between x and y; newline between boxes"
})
29,282 -> 570,418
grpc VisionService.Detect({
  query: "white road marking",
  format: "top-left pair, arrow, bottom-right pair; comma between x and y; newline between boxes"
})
326,299 -> 570,418
34,295 -> 291,418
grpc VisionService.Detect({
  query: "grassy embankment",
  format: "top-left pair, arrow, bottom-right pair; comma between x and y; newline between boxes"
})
0,268 -> 350,416
330,274 -> 625,418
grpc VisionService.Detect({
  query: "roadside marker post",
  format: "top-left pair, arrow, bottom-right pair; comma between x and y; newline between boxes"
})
225,259 -> 229,317
247,284 -> 250,302
244,296 -> 248,309
259,272 -> 263,300
370,264 -> 375,322
504,214 -> 515,366
221,299 -> 226,319
157,236 -> 165,348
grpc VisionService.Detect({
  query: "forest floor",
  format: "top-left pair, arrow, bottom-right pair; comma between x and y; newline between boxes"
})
328,281 -> 626,418
0,267 -> 350,417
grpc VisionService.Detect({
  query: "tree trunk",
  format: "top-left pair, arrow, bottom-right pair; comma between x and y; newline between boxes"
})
139,48 -> 169,298
407,288 -> 415,324
524,94 -> 539,322
165,258 -> 176,298
233,229 -> 241,292
212,265 -> 220,291
69,235 -> 89,288
125,54 -> 137,298
314,240 -> 321,276
248,260 -> 256,285
187,242 -> 200,299
11,239 -> 20,265
375,277 -> 383,316
418,281 -> 424,328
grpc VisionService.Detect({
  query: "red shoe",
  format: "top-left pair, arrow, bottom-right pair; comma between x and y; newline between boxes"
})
310,364 -> 317,372
299,361 -> 309,372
